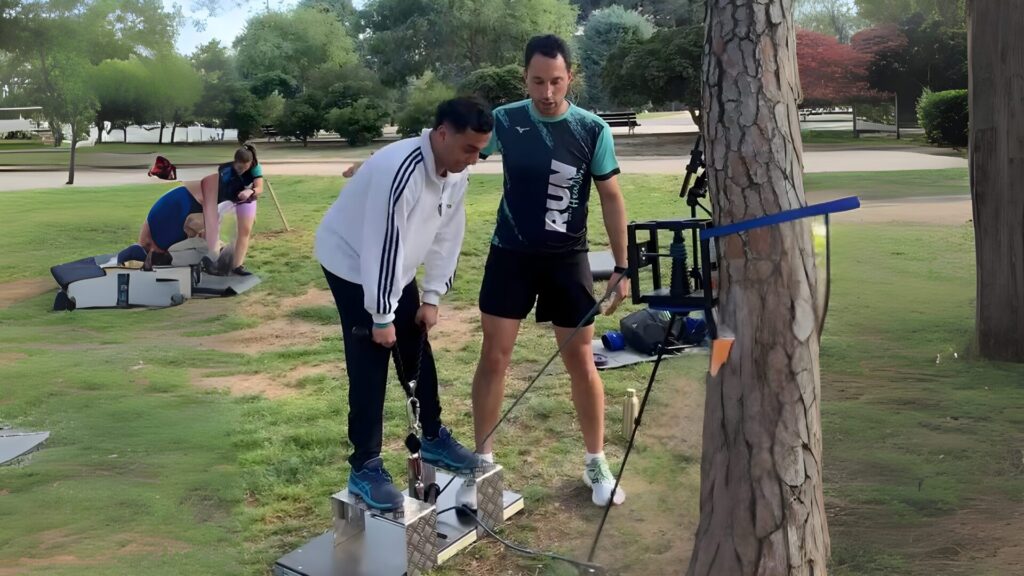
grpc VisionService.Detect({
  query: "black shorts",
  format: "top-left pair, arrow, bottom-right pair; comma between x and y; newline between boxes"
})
478,244 -> 597,328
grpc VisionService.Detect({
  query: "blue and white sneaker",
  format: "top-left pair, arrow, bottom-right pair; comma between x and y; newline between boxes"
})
348,457 -> 404,512
420,426 -> 482,474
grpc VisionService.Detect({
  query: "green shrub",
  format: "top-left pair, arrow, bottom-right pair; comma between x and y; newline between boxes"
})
396,72 -> 453,138
327,98 -> 389,146
917,89 -> 968,147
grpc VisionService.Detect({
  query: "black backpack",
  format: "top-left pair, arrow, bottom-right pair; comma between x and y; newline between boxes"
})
619,309 -> 707,355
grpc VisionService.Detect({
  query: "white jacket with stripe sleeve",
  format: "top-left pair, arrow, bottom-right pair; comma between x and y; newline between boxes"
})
315,129 -> 468,324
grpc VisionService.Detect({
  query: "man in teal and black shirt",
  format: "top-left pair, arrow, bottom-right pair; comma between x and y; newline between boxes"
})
464,34 -> 631,510
480,96 -> 620,253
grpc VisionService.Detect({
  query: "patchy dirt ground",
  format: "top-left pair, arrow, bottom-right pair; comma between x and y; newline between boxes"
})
0,530 -> 190,576
0,278 -> 52,309
431,305 -> 479,351
0,352 -> 28,366
190,370 -> 299,399
829,497 -> 1024,576
833,195 -> 972,226
196,317 -> 336,355
183,288 -> 478,398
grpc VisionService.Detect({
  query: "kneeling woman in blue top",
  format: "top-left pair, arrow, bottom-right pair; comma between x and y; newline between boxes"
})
127,145 -> 263,272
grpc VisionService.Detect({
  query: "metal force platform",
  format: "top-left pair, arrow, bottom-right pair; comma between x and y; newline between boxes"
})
274,464 -> 524,576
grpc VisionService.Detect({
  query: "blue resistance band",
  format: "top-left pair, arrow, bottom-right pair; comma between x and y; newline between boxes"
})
700,196 -> 860,240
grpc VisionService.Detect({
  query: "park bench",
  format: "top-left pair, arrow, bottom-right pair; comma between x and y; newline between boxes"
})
598,111 -> 640,135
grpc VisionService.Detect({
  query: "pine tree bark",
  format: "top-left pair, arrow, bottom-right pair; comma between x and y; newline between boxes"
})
688,1 -> 829,575
968,1 -> 1024,362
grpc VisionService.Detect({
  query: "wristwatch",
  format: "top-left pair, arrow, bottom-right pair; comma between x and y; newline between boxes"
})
613,265 -> 629,276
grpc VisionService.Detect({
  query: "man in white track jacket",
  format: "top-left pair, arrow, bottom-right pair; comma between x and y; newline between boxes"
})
315,97 -> 494,511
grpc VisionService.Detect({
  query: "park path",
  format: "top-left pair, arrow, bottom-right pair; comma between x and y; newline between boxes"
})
0,148 -> 966,192
0,146 -> 972,226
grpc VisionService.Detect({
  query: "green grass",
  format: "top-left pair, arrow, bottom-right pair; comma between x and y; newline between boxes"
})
0,139 -> 46,150
288,305 -> 340,325
803,168 -> 969,200
1,172 -> 1020,576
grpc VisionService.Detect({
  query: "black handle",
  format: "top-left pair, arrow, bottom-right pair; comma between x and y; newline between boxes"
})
679,134 -> 704,199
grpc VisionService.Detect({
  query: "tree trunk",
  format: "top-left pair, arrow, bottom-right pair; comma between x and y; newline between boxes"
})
688,1 -> 830,575
171,123 -> 177,143
95,120 -> 103,144
67,139 -> 77,185
968,1 -> 1024,362
159,121 -> 165,144
123,127 -> 128,142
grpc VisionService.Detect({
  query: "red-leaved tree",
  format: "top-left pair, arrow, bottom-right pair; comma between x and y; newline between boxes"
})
850,23 -> 909,57
796,29 -> 882,106
850,24 -> 912,102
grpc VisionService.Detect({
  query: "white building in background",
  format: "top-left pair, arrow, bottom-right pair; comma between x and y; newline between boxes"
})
0,106 -> 45,134
1,108 -> 237,145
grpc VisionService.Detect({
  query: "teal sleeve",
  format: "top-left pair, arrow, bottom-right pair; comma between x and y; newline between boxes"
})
590,125 -> 619,179
250,164 -> 264,179
480,129 -> 501,158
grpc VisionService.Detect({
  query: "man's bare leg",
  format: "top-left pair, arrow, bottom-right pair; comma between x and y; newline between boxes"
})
554,324 -> 603,453
471,313 -> 521,454
555,323 -> 625,506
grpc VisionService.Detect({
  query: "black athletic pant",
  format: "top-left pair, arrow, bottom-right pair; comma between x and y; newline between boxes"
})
323,267 -> 442,469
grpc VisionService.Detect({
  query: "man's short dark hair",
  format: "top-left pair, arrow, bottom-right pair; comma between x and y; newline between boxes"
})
525,34 -> 572,71
434,96 -> 494,133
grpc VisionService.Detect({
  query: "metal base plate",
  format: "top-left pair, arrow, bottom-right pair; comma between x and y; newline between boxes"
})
192,272 -> 262,296
273,472 -> 524,576
0,430 -> 50,466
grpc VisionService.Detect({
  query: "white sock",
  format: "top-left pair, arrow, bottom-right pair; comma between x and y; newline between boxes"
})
478,452 -> 494,464
585,451 -> 605,464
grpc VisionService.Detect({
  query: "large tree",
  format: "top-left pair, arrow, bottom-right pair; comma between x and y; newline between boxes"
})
967,1 -> 1024,362
6,0 -> 176,163
0,0 -> 22,52
396,71 -> 453,137
234,7 -> 357,95
796,28 -> 879,106
459,64 -> 526,108
5,0 -> 176,180
361,0 -> 578,86
572,0 -> 703,25
851,14 -> 966,125
277,92 -> 325,146
140,53 -> 202,144
688,0 -> 830,574
794,0 -> 865,44
43,51 -> 98,184
190,40 -> 237,137
579,5 -> 654,109
92,57 -> 150,143
297,0 -> 360,36
602,25 -> 703,118
855,0 -> 965,27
